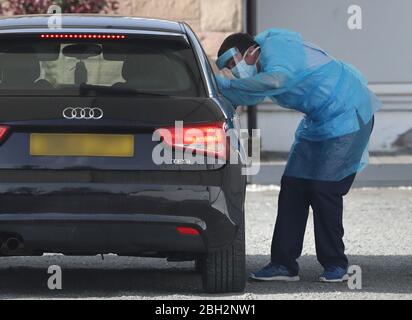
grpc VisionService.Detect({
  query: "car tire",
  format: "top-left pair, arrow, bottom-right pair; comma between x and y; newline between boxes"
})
201,218 -> 246,293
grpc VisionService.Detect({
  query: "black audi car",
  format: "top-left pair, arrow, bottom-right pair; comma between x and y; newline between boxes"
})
0,15 -> 247,293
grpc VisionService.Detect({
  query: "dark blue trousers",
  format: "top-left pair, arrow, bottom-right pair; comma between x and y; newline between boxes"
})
270,174 -> 356,275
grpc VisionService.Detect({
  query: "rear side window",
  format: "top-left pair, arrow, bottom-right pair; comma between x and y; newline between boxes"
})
0,34 -> 205,97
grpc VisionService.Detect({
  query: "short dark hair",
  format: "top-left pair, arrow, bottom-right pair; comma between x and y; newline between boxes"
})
217,33 -> 258,57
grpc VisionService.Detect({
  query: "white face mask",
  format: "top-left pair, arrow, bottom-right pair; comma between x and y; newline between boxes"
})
231,60 -> 258,79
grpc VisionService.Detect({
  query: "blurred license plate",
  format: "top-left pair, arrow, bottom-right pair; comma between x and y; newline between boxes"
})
30,133 -> 134,157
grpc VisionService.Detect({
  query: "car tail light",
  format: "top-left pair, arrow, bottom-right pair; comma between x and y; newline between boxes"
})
177,227 -> 200,236
0,126 -> 10,143
40,34 -> 126,40
158,122 -> 227,159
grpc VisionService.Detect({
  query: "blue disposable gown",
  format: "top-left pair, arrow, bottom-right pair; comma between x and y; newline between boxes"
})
217,28 -> 382,181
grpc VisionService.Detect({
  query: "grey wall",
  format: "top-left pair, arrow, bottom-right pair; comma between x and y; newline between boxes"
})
249,0 -> 412,154
255,0 -> 412,83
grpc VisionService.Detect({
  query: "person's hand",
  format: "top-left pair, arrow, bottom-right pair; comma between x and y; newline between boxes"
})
244,45 -> 261,65
220,67 -> 235,79
215,74 -> 231,90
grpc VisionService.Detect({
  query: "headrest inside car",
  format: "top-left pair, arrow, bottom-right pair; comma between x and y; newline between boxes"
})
63,43 -> 102,60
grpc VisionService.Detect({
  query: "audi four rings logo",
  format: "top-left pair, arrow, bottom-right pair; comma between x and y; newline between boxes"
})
63,107 -> 104,120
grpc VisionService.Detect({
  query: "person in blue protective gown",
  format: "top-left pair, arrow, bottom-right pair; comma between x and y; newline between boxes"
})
215,30 -> 382,282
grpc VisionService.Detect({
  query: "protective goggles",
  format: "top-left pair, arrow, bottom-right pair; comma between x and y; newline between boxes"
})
216,48 -> 242,70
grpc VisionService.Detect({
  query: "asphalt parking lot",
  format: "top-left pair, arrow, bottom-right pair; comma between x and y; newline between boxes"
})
0,186 -> 411,300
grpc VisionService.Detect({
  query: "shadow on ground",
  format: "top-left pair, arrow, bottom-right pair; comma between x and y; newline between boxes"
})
0,255 -> 410,298
246,255 -> 412,296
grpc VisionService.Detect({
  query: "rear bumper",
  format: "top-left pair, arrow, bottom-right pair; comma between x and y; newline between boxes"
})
0,167 -> 246,256
0,213 -> 207,255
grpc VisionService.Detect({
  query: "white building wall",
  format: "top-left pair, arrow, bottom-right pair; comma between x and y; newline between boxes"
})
249,0 -> 412,154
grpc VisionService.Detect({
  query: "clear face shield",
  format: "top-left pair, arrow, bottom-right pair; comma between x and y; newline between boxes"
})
216,46 -> 260,79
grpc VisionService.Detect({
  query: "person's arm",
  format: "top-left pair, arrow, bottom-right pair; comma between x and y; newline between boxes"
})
218,84 -> 266,107
217,66 -> 292,97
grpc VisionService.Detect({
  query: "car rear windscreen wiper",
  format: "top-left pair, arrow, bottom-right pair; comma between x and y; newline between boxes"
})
79,84 -> 172,97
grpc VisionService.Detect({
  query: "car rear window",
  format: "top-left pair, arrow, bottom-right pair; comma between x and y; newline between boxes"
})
0,34 -> 205,97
